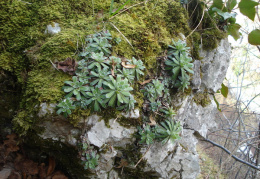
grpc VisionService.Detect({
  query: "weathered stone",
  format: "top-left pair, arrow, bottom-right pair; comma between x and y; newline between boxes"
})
44,22 -> 61,35
86,115 -> 136,148
38,119 -> 80,146
200,39 -> 231,92
177,96 -> 217,138
122,109 -> 140,119
191,60 -> 201,91
38,103 -> 56,117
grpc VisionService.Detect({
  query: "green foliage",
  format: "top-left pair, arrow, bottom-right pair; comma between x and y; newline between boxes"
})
84,152 -> 99,169
160,106 -> 176,119
141,79 -> 164,102
90,67 -> 111,88
248,29 -> 260,45
57,30 -> 144,117
103,75 -> 133,108
56,99 -> 76,117
168,39 -> 190,56
155,120 -> 182,145
138,119 -> 182,145
63,76 -> 89,101
80,31 -> 112,57
117,68 -> 135,84
220,83 -> 229,98
165,39 -> 193,91
209,0 -> 259,43
85,87 -> 106,112
238,0 -> 259,21
131,57 -> 145,80
88,52 -> 110,71
138,125 -> 156,145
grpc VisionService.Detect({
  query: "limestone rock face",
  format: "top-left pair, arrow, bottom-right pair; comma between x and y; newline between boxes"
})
33,39 -> 230,178
200,39 -> 231,93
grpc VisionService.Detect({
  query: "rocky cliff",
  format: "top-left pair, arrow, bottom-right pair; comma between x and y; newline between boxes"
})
0,0 -> 230,178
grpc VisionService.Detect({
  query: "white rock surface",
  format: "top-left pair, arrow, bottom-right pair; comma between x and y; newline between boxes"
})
200,39 -> 231,92
44,22 -> 61,34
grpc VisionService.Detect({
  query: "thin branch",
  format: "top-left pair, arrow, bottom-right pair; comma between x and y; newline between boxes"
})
203,138 -> 260,171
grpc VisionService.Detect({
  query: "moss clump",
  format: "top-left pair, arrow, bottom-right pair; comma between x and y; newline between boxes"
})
23,69 -> 71,104
187,0 -> 228,58
110,0 -> 190,70
193,91 -> 211,107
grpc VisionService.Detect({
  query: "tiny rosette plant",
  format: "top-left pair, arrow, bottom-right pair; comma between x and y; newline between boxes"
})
90,67 -> 111,88
88,52 -> 109,71
56,98 -> 76,117
155,120 -> 182,145
63,76 -> 89,100
138,125 -> 156,145
103,75 -> 134,108
85,87 -> 106,112
165,39 -> 194,91
84,152 -> 99,169
132,57 -> 145,80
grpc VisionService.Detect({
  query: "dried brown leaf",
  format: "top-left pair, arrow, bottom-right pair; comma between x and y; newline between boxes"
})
138,79 -> 152,85
121,61 -> 136,69
55,58 -> 77,75
47,157 -> 56,176
148,115 -> 157,126
115,159 -> 128,168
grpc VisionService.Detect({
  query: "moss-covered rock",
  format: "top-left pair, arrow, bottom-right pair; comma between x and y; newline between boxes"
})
0,0 -> 230,177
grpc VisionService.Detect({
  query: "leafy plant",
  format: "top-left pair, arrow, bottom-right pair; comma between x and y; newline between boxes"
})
63,76 -> 89,100
56,99 -> 76,117
151,79 -> 164,98
150,101 -> 161,112
117,94 -> 136,111
208,0 -> 260,43
168,39 -> 190,56
155,120 -> 182,145
138,125 -> 156,145
85,87 -> 106,112
84,152 -> 99,169
88,52 -> 109,71
103,75 -> 133,107
174,75 -> 191,91
131,57 -> 145,80
90,67 -> 111,88
160,106 -> 176,119
117,68 -> 135,84
141,79 -> 164,102
165,39 -> 193,91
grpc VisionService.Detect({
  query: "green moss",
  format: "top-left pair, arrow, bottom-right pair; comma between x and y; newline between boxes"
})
193,91 -> 211,107
110,0 -> 190,70
24,69 -> 70,104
